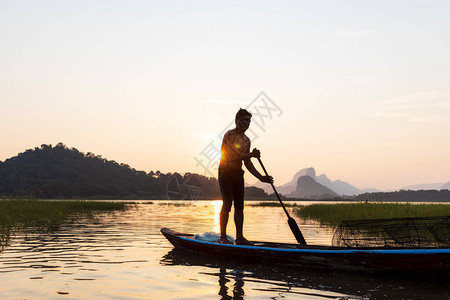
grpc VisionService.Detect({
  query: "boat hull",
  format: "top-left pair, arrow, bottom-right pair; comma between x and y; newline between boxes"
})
161,228 -> 450,275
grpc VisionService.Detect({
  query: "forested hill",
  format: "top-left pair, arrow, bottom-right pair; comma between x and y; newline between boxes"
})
0,143 -> 268,199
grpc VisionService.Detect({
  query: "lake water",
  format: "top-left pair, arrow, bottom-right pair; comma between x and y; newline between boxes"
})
0,200 -> 448,299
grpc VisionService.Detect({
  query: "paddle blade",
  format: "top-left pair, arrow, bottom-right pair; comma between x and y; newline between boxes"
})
288,217 -> 307,245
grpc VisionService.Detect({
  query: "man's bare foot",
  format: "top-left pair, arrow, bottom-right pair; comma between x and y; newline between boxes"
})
235,237 -> 254,246
219,237 -> 233,244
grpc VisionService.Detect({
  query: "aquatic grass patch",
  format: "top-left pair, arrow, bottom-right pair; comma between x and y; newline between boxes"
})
294,203 -> 450,227
138,201 -> 154,205
332,215 -> 450,248
0,200 -> 129,248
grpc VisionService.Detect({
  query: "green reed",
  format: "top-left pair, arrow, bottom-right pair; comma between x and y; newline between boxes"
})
293,203 -> 450,226
0,200 -> 129,248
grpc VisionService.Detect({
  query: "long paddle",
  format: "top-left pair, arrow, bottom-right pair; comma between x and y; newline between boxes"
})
257,157 -> 307,245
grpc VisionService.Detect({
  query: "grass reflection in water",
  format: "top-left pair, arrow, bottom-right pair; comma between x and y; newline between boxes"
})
0,199 -> 129,249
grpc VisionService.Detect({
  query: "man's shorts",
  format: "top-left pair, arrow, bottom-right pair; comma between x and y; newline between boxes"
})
218,167 -> 245,212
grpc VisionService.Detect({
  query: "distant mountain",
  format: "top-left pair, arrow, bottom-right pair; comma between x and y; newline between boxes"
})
260,166 -> 449,196
441,182 -> 450,190
251,167 -> 316,195
252,167 -> 367,196
287,176 -> 338,199
403,183 -> 445,191
316,174 -> 362,196
276,167 -> 316,195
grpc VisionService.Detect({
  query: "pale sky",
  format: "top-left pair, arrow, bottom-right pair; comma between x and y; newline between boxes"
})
1,1 -> 449,191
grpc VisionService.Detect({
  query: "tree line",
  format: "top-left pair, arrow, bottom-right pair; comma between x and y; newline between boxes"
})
354,190 -> 450,202
2,143 -> 447,201
0,143 -> 270,200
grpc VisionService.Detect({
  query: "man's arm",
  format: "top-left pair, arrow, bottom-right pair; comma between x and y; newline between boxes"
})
244,158 -> 263,181
239,148 -> 259,161
244,156 -> 273,183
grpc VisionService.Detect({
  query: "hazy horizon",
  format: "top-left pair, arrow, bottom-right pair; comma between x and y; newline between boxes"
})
1,1 -> 449,191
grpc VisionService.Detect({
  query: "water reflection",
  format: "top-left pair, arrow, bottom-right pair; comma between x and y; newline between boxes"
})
162,249 -> 364,299
1,201 -> 449,300
162,247 -> 450,300
218,268 -> 245,300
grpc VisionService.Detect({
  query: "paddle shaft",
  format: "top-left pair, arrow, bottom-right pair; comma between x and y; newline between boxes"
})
257,157 -> 307,245
256,158 -> 290,217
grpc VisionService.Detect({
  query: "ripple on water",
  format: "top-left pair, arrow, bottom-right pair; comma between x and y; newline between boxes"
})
0,201 -> 448,299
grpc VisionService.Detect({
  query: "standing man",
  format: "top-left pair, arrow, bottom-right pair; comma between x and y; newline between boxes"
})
219,108 -> 273,245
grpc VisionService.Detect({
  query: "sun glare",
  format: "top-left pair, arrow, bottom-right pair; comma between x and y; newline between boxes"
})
212,200 -> 222,233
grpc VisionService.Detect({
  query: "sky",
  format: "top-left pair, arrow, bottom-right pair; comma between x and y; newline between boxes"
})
1,1 -> 449,191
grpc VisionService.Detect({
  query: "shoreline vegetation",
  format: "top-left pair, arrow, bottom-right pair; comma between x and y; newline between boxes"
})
0,199 -> 129,249
247,202 -> 450,226
293,203 -> 450,227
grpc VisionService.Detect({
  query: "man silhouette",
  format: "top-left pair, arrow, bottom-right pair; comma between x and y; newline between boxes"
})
219,108 -> 273,245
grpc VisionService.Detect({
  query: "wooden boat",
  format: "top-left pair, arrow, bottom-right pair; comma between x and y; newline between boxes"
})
161,228 -> 450,275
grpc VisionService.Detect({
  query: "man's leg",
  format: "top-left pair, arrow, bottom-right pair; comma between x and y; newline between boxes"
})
219,171 -> 233,244
233,172 -> 253,245
220,209 -> 230,239
234,208 -> 244,240
234,209 -> 253,245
